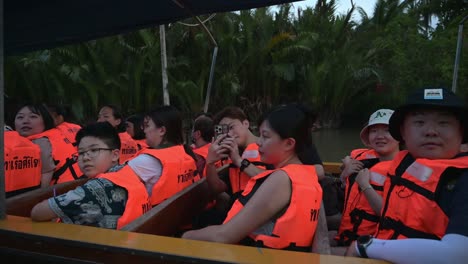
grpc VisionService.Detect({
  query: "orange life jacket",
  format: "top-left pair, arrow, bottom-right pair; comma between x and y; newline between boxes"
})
4,131 -> 42,196
140,146 -> 200,206
376,150 -> 468,240
193,143 -> 210,160
135,139 -> 148,150
98,165 -> 151,229
119,132 -> 139,163
224,164 -> 323,252
336,156 -> 390,245
56,122 -> 82,146
228,143 -> 271,195
28,128 -> 83,185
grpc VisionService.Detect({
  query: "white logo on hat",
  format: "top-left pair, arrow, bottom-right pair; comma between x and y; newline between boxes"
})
424,89 -> 443,100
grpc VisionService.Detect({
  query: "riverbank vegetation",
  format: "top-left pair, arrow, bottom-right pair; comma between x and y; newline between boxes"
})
5,0 -> 468,128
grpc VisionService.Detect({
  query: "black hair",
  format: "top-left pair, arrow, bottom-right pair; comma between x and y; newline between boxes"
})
126,114 -> 146,140
75,122 -> 121,150
193,115 -> 214,142
258,103 -> 316,154
47,103 -> 76,122
145,105 -> 184,145
99,104 -> 126,132
14,103 -> 55,131
214,106 -> 248,125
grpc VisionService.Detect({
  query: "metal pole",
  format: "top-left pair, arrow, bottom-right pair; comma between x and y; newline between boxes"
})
0,0 -> 6,219
203,46 -> 218,113
192,16 -> 218,114
160,25 -> 170,106
452,14 -> 468,93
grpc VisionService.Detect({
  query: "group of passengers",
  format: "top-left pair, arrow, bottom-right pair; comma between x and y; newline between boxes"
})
4,86 -> 468,263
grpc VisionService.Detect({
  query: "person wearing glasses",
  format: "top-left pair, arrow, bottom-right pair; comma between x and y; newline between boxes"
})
31,122 -> 152,229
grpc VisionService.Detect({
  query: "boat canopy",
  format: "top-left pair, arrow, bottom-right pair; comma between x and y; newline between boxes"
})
5,0 -> 302,55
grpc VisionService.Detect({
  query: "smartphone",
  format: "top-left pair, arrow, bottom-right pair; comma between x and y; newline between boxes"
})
214,124 -> 229,139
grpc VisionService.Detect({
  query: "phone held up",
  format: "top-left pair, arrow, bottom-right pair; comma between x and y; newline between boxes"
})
214,124 -> 229,139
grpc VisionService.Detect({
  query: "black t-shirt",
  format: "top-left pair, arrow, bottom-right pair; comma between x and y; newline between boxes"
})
439,170 -> 468,237
298,144 -> 323,165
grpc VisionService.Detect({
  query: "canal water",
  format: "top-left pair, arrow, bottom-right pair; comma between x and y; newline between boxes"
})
312,127 -> 365,162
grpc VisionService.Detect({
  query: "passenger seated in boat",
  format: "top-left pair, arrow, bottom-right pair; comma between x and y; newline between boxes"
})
205,107 -> 273,202
47,103 -> 82,146
191,112 -> 214,161
31,122 -> 152,229
345,88 -> 468,264
333,109 -> 399,251
127,105 -> 202,206
14,103 -> 82,186
125,114 -> 148,150
182,104 -> 323,252
97,104 -> 139,163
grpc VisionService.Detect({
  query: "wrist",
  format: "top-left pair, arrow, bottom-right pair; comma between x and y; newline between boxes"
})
234,157 -> 243,168
360,185 -> 373,192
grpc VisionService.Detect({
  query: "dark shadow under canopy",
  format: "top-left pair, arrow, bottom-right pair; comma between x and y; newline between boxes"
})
5,0 -> 302,55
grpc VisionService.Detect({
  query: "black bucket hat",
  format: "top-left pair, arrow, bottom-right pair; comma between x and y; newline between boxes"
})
389,88 -> 467,142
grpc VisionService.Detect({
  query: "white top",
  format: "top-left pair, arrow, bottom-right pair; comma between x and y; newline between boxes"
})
127,154 -> 162,195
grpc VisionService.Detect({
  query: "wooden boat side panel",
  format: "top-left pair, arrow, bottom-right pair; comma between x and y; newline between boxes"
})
6,178 -> 89,217
0,215 -> 389,264
323,162 -> 342,175
121,178 -> 212,236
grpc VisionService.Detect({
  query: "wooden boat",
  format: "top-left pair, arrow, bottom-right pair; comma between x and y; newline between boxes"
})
1,1 -> 387,263
1,163 -> 387,263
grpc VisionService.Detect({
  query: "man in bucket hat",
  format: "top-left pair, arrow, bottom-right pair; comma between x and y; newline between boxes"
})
346,88 -> 468,263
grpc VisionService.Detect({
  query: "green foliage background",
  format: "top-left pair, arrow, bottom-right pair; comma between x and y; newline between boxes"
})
5,0 -> 468,128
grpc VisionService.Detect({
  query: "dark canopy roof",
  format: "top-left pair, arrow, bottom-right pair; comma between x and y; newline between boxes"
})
5,0 -> 301,55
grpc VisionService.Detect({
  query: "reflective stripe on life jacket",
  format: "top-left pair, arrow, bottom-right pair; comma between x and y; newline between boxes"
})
56,122 -> 82,146
119,132 -> 139,163
98,165 -> 151,229
376,150 -> 468,240
28,128 -> 83,185
141,145 -> 200,206
224,164 -> 323,251
4,131 -> 42,196
336,157 -> 390,246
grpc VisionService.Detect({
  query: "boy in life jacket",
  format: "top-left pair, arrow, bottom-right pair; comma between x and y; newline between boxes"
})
334,109 -> 399,249
345,88 -> 468,264
183,104 -> 323,252
205,107 -> 272,200
31,122 -> 152,229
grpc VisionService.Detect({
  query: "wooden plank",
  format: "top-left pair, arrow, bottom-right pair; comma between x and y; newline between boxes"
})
121,178 -> 213,236
0,215 -> 390,264
6,178 -> 89,217
323,162 -> 342,175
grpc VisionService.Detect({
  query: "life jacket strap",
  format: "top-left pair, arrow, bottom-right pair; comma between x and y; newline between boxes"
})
380,216 -> 440,240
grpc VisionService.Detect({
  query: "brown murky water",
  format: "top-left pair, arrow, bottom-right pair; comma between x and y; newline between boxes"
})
312,128 -> 365,162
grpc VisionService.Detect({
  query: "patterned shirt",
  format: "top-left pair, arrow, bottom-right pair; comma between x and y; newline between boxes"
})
48,164 -> 128,229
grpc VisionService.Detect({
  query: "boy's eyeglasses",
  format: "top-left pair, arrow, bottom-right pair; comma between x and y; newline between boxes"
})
75,148 -> 114,160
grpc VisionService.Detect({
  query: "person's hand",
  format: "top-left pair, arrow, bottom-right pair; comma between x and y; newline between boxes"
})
218,136 -> 242,167
206,134 -> 230,165
356,168 -> 371,189
344,241 -> 360,257
341,156 -> 364,180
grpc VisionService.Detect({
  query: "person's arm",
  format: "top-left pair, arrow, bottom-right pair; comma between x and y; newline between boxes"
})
32,137 -> 56,187
182,170 -> 291,243
314,164 -> 325,181
311,201 -> 331,254
339,156 -> 363,187
221,137 -> 264,177
205,136 -> 230,194
31,199 -> 58,221
355,168 -> 383,215
346,234 -> 468,264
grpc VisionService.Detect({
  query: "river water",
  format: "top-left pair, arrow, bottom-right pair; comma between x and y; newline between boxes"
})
312,127 -> 365,162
